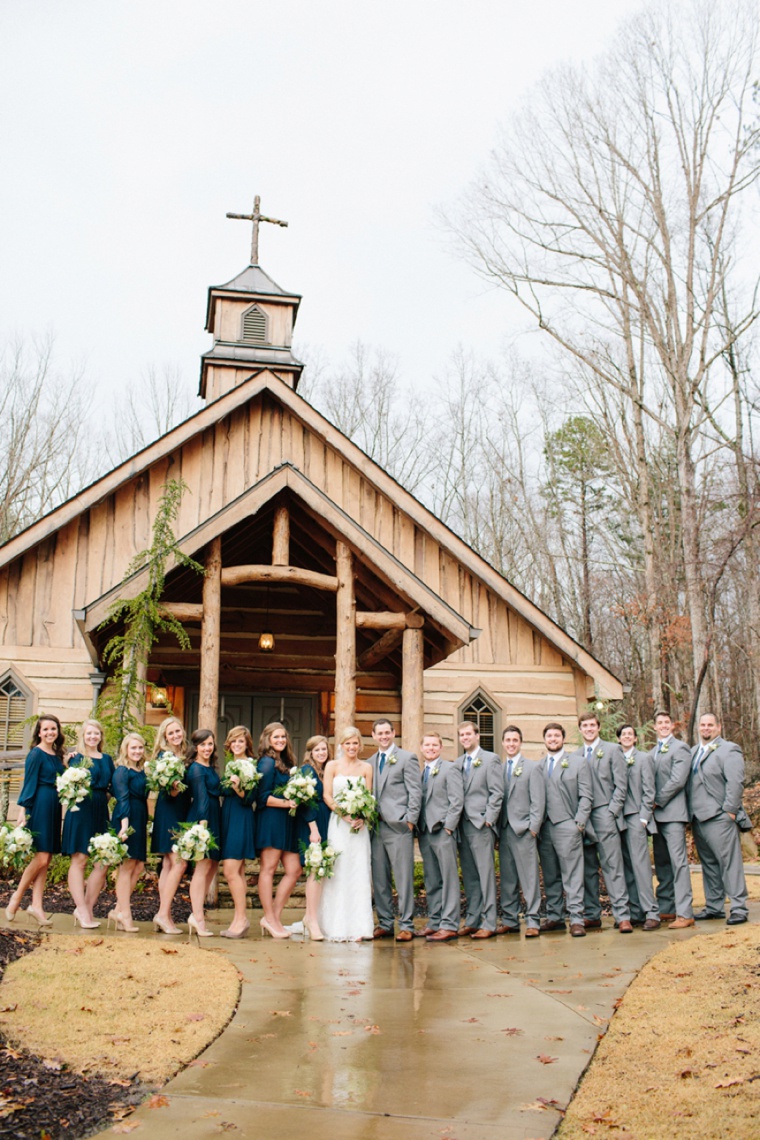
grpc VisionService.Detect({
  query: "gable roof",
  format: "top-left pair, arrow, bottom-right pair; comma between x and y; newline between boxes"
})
0,370 -> 622,695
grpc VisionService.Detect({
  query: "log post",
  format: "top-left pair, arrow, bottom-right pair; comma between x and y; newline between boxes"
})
198,536 -> 222,732
272,506 -> 290,565
401,626 -> 424,757
334,541 -> 356,734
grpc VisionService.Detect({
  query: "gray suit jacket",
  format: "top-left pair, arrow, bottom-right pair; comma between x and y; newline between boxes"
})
501,756 -> 545,836
651,736 -> 690,823
623,748 -> 657,833
539,752 -> 593,828
688,736 -> 745,821
418,759 -> 464,834
369,745 -> 422,831
570,740 -> 627,826
454,749 -> 503,828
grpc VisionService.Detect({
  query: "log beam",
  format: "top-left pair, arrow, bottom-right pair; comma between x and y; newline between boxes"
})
334,541 -> 356,732
401,626 -> 424,755
272,506 -> 290,565
357,627 -> 403,670
159,602 -> 204,622
221,565 -> 338,590
355,611 -> 425,631
197,537 -> 222,731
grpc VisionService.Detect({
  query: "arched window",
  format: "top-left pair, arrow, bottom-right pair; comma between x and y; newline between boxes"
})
0,671 -> 32,752
460,690 -> 499,753
240,304 -> 267,344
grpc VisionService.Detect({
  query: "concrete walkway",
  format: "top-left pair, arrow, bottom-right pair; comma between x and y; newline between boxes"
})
49,899 -> 751,1139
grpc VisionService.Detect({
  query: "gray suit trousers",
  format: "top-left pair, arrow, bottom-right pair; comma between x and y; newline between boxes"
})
622,813 -> 658,921
371,822 -> 415,932
583,808 -> 630,923
653,821 -> 693,918
538,820 -> 585,924
499,825 -> 541,928
692,814 -> 748,918
459,818 -> 497,930
419,828 -> 460,931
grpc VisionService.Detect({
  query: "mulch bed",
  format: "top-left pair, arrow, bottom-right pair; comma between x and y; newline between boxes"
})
0,868 -> 190,924
0,930 -> 148,1139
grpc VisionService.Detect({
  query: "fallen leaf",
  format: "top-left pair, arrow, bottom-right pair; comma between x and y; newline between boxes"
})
294,1090 -> 312,1098
592,1015 -> 608,1026
42,1059 -> 63,1071
187,1014 -> 206,1022
715,1077 -> 744,1088
147,1095 -> 170,1109
188,1059 -> 214,1068
112,1124 -> 141,1135
0,1004 -> 17,1013
332,1030 -> 353,1036
501,1028 -> 524,1036
80,1007 -> 94,1013
161,947 -> 179,955
269,1010 -> 292,1017
545,1036 -> 564,1041
462,1017 -> 480,1023
364,1025 -> 382,1034
537,1054 -> 558,1064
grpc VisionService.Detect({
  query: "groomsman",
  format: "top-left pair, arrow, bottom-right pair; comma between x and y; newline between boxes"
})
572,713 -> 632,932
454,721 -> 504,939
538,723 -> 593,937
369,718 -> 422,942
688,713 -> 748,925
416,732 -> 464,942
617,723 -> 661,930
497,725 -> 545,937
651,711 -> 694,928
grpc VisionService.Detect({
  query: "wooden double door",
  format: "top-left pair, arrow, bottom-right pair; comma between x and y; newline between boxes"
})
188,692 -> 316,761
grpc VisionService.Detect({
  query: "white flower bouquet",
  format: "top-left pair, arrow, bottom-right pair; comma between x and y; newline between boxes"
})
144,751 -> 187,794
221,756 -> 261,792
87,828 -> 129,867
332,776 -> 378,829
301,840 -> 339,880
56,765 -> 91,812
0,823 -> 34,871
282,767 -> 318,816
171,821 -> 217,862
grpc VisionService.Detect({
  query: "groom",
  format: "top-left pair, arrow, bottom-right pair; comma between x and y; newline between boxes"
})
369,718 -> 422,942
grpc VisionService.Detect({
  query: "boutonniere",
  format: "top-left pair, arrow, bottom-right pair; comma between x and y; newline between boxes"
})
660,744 -> 670,753
473,758 -> 482,768
431,767 -> 440,777
707,742 -> 718,754
626,755 -> 636,766
388,755 -> 398,765
596,748 -> 604,759
560,758 -> 569,769
513,766 -> 523,777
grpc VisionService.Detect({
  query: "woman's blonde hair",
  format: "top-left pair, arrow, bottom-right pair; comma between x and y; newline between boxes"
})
337,726 -> 362,747
224,725 -> 255,756
152,716 -> 188,763
116,732 -> 147,769
77,718 -> 105,757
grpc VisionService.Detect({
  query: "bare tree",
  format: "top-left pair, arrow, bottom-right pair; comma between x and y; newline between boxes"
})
110,364 -> 200,463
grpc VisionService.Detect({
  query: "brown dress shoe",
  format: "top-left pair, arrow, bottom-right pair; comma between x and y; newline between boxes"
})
658,913 -> 676,922
584,918 -> 602,929
496,924 -> 520,935
395,930 -> 414,942
668,916 -> 695,929
618,920 -> 633,933
414,927 -> 437,938
458,925 -> 479,937
570,923 -> 586,937
525,927 -> 540,938
373,926 -> 394,939
470,928 -> 496,939
540,919 -> 566,932
642,918 -> 661,931
427,929 -> 458,942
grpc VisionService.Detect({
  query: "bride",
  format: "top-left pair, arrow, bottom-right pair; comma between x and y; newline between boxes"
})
318,726 -> 375,942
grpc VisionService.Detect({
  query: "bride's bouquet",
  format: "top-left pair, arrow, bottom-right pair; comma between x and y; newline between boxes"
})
301,840 -> 339,880
56,766 -> 91,812
144,751 -> 187,794
221,756 -> 261,792
171,821 -> 217,862
0,822 -> 34,871
282,767 -> 318,817
332,776 -> 378,830
87,828 -> 130,867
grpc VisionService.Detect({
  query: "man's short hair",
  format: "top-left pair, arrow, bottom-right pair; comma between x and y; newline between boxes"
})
653,709 -> 671,721
578,713 -> 600,728
616,724 -> 635,739
543,722 -> 566,739
372,718 -> 394,732
502,725 -> 523,741
457,720 -> 479,734
699,711 -> 720,722
421,731 -> 443,745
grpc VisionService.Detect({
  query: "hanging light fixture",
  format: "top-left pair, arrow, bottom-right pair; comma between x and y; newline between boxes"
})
259,582 -> 275,653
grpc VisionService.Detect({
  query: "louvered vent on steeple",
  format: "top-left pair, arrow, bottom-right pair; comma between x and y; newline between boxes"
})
241,304 -> 267,344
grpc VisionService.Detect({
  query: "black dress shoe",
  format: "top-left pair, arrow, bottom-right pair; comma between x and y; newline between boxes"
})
694,909 -> 724,920
727,914 -> 748,925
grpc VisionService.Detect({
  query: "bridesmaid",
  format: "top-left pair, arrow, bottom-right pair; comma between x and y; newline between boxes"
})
109,732 -> 149,932
63,718 -> 115,929
255,721 -> 300,939
292,735 -> 332,940
185,729 -> 222,939
6,715 -> 66,925
150,716 -> 191,934
219,726 -> 257,939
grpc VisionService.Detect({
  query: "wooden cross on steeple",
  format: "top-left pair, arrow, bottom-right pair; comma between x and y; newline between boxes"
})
226,195 -> 288,265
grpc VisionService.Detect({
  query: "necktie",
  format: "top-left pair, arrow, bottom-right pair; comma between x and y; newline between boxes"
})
507,759 -> 513,781
379,752 -> 386,773
585,745 -> 593,761
547,755 -> 555,778
423,765 -> 430,786
692,746 -> 705,772
658,741 -> 666,754
464,756 -> 472,777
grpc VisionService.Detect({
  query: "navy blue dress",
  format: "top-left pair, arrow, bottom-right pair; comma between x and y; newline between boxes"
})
186,762 -> 222,857
151,752 -> 192,855
255,755 -> 298,853
18,747 -> 65,854
110,767 -> 149,862
220,780 -> 257,861
295,765 -> 331,866
62,753 -> 115,855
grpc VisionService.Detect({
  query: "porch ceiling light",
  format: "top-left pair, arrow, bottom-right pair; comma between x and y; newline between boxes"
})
258,630 -> 275,653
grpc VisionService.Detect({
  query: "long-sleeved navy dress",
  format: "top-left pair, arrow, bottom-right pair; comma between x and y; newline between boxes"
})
186,762 -> 222,857
255,755 -> 297,853
110,766 -> 149,862
151,752 -> 192,855
62,753 -> 115,855
220,776 -> 257,861
18,747 -> 65,854
295,764 -> 331,866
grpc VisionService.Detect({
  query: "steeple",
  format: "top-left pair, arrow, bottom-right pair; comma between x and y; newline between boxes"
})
199,196 -> 304,402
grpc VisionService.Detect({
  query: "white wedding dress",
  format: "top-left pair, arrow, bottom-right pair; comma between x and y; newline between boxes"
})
318,774 -> 374,942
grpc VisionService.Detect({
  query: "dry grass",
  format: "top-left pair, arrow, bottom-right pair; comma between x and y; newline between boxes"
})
690,872 -> 760,908
0,936 -> 240,1083
558,923 -> 760,1139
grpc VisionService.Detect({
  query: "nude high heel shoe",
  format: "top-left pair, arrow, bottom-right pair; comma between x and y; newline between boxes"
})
303,920 -> 324,941
187,914 -> 214,943
152,914 -> 182,935
260,917 -> 290,939
73,908 -> 100,930
220,920 -> 250,939
26,906 -> 52,927
107,910 -> 138,932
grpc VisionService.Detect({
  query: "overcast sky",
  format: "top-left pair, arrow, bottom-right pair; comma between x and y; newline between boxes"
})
1,1 -> 645,411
